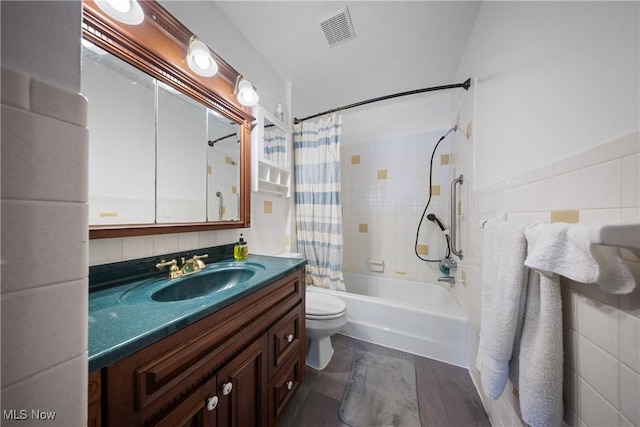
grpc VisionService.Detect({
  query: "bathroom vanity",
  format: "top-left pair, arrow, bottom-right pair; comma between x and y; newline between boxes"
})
88,253 -> 306,426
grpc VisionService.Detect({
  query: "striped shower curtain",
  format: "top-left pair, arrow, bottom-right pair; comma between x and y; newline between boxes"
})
293,114 -> 346,291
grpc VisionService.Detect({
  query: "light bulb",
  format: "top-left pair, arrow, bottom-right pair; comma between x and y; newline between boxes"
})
107,0 -> 130,13
194,54 -> 211,70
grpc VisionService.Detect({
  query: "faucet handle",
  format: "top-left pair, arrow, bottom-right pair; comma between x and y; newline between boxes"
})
156,259 -> 178,273
193,254 -> 208,268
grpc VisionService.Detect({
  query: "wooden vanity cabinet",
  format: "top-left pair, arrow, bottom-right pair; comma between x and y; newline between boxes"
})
94,267 -> 305,427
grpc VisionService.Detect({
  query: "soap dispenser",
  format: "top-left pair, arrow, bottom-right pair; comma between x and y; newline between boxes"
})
234,234 -> 248,260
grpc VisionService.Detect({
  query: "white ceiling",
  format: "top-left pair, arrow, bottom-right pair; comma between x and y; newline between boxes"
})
215,1 -> 482,119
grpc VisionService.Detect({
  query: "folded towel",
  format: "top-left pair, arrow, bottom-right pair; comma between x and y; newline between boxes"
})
476,221 -> 528,400
524,222 -> 636,294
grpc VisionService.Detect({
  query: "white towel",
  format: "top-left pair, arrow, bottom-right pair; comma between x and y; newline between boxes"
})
514,269 -> 564,427
476,221 -> 528,400
524,222 -> 636,294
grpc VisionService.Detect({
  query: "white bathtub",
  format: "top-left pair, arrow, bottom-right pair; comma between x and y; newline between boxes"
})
308,272 -> 468,367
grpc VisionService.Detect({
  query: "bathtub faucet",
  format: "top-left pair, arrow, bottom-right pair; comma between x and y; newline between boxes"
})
438,276 -> 455,284
438,257 -> 457,284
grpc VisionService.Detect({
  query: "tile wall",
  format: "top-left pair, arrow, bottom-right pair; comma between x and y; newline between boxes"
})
341,131 -> 455,282
1,67 -> 89,426
452,88 -> 640,426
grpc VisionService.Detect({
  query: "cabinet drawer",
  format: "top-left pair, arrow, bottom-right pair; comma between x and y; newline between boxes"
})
268,349 -> 303,426
268,303 -> 303,379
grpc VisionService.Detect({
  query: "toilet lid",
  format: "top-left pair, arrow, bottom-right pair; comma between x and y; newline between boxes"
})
306,292 -> 346,317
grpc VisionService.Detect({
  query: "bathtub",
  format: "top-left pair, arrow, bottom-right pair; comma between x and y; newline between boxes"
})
308,272 -> 468,367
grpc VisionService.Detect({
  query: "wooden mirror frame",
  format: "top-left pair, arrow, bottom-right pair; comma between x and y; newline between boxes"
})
83,0 -> 253,239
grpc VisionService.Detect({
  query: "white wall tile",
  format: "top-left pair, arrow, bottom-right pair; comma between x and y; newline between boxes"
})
576,293 -> 619,357
1,279 -> 87,387
1,105 -> 88,203
578,160 -> 622,209
30,76 -> 88,127
1,200 -> 88,292
551,171 -> 579,210
0,354 -> 87,427
122,235 -> 155,260
577,336 -> 619,408
1,67 -> 30,110
619,310 -> 640,373
153,233 -> 180,256
578,378 -> 620,427
597,130 -> 640,163
88,238 -> 122,266
621,154 -> 639,208
619,364 -> 640,426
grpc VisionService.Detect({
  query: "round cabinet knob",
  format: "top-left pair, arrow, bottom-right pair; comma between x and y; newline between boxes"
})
286,381 -> 294,390
206,396 -> 218,411
222,382 -> 233,396
287,334 -> 294,343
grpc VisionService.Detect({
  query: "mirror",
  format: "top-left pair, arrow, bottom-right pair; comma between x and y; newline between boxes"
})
82,0 -> 253,238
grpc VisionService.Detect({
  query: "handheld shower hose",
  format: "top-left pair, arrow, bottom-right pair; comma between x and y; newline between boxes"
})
414,125 -> 457,263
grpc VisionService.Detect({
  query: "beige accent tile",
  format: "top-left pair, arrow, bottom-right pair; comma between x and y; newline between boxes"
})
264,200 -> 272,214
1,105 -> 89,203
359,224 -> 368,233
231,186 -> 237,194
377,169 -> 387,180
466,120 -> 473,141
461,270 -> 466,284
221,206 -> 227,215
1,67 -> 30,110
207,165 -> 212,174
1,279 -> 87,387
30,77 -> 88,127
431,185 -> 441,196
2,200 -> 88,292
285,235 -> 290,247
99,212 -> 117,218
440,154 -> 450,165
395,271 -> 406,276
351,155 -> 360,165
416,244 -> 428,255
225,155 -> 233,164
550,210 -> 579,223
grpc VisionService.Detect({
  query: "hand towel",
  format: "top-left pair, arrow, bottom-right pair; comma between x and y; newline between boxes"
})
476,221 -> 528,400
515,269 -> 564,427
524,222 -> 636,294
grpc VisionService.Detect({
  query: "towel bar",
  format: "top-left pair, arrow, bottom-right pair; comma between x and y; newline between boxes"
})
588,224 -> 640,251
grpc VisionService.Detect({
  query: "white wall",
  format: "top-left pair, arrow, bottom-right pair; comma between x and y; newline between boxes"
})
450,2 -> 640,426
456,1 -> 640,190
1,1 -> 88,425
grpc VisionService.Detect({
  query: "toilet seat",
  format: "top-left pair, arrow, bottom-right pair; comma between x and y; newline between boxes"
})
306,292 -> 346,320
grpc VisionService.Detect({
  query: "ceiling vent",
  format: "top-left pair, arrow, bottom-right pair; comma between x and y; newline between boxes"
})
319,6 -> 356,47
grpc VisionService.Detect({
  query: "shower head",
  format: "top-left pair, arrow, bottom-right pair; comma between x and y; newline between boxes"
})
427,213 -> 447,231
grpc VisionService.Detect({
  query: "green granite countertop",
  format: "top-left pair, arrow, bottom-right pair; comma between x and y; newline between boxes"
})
89,254 -> 306,372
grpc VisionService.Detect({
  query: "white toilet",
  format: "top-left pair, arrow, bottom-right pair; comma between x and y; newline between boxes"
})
275,252 -> 348,370
305,289 -> 347,370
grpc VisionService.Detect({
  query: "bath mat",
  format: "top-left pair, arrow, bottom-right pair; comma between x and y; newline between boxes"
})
339,351 -> 420,427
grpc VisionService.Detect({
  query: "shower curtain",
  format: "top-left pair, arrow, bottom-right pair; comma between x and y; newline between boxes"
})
293,113 -> 346,291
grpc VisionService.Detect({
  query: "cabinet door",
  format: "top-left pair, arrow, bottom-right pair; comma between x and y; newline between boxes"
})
217,335 -> 268,427
152,377 -> 218,427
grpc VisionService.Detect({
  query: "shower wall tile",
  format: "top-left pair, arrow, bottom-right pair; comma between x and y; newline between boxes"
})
578,160 -> 621,209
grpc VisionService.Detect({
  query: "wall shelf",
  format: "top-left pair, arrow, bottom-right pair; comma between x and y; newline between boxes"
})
251,105 -> 292,197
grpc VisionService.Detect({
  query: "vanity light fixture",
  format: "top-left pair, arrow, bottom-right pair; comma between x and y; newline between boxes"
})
234,76 -> 259,107
186,36 -> 218,77
94,0 -> 144,25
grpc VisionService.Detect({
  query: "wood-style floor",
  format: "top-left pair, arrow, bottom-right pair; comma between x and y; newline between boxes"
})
277,334 -> 491,427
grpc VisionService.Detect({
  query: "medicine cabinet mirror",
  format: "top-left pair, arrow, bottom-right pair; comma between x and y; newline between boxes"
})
82,0 -> 253,238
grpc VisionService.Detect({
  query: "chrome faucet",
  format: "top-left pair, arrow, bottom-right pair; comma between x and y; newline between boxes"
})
437,257 -> 458,284
156,254 -> 208,279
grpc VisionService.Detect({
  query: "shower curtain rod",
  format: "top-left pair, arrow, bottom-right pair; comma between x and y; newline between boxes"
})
293,78 -> 471,125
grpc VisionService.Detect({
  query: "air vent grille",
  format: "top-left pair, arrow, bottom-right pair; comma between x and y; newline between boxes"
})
319,6 -> 355,47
